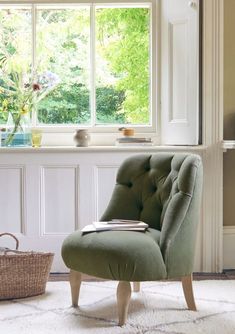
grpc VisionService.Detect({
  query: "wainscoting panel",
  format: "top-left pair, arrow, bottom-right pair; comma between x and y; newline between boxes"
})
40,166 -> 78,235
0,166 -> 24,234
93,165 -> 118,220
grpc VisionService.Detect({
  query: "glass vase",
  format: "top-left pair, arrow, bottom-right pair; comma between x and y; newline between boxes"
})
1,113 -> 32,147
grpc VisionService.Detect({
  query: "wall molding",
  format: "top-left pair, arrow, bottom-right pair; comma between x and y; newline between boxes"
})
202,0 -> 224,272
223,226 -> 235,235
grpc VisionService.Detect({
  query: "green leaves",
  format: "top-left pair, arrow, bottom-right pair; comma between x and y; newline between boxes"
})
0,54 -> 7,68
96,7 -> 150,124
0,6 -> 150,126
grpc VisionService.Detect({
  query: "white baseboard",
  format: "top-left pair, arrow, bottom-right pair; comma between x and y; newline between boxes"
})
223,226 -> 235,269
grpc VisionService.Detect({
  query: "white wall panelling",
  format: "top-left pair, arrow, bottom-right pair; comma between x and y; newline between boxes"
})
40,166 -> 79,235
93,165 -> 118,221
0,166 -> 25,235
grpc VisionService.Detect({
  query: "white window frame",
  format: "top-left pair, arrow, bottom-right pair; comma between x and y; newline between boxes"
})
0,0 -> 159,143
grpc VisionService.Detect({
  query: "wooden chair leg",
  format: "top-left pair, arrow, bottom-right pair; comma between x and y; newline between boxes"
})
69,270 -> 82,307
133,282 -> 141,292
181,274 -> 197,311
116,281 -> 131,326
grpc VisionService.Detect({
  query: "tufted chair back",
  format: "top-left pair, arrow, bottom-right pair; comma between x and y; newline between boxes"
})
101,153 -> 203,276
101,153 -> 201,229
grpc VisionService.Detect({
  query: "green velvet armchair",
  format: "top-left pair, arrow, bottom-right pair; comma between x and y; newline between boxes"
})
62,153 -> 203,326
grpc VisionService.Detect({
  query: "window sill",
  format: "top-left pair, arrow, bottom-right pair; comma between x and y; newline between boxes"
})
0,144 -> 207,153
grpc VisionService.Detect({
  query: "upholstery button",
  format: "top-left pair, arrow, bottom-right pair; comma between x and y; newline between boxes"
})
128,182 -> 132,188
139,205 -> 143,211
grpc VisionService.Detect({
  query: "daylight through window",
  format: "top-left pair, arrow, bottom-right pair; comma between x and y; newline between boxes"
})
0,3 -> 153,128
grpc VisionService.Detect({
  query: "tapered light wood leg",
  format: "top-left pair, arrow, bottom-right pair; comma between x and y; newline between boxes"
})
117,281 -> 131,326
69,270 -> 82,307
133,282 -> 141,292
182,274 -> 197,311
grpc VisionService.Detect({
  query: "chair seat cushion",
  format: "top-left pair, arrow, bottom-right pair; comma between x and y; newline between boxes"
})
62,228 -> 167,281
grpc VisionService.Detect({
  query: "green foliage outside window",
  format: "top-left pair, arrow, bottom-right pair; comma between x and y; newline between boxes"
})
96,8 -> 150,124
0,5 -> 150,126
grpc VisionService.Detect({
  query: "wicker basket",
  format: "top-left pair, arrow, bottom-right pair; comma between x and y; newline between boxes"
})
0,233 -> 54,300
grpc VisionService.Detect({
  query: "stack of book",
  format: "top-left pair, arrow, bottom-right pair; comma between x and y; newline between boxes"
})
115,137 -> 153,146
81,219 -> 148,233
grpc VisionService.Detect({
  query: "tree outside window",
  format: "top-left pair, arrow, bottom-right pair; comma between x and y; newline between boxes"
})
0,4 -> 151,127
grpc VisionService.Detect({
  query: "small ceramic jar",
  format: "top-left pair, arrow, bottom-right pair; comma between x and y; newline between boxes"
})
74,129 -> 90,147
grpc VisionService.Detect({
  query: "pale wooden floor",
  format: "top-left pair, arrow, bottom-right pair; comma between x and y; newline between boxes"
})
49,271 -> 235,282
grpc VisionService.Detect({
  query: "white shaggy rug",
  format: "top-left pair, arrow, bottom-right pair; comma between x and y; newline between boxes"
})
1,280 -> 235,334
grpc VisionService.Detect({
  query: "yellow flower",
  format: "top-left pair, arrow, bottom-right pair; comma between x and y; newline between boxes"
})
2,99 -> 8,108
1,99 -> 8,113
20,105 -> 29,115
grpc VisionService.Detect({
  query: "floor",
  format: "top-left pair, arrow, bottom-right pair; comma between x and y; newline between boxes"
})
49,270 -> 235,281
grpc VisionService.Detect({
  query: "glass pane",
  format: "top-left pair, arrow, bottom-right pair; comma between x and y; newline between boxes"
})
36,6 -> 90,125
95,6 -> 151,125
0,7 -> 32,125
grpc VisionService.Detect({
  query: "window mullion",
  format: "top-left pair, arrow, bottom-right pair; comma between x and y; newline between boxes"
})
32,4 -> 37,127
90,4 -> 96,127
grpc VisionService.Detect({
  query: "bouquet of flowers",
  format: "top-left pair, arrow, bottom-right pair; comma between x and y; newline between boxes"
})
0,54 -> 60,145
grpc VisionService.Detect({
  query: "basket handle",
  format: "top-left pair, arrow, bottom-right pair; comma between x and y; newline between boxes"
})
4,249 -> 30,255
0,233 -> 19,250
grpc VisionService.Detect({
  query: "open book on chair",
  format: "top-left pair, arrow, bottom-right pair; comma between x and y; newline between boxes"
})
81,219 -> 148,233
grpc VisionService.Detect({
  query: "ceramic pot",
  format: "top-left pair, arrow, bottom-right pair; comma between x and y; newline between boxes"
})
118,127 -> 135,137
74,129 -> 90,147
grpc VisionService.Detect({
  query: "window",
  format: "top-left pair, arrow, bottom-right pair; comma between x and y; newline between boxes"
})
0,0 -> 200,145
0,1 -> 155,131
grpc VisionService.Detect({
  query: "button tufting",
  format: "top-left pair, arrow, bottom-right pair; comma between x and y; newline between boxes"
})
128,182 -> 132,188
